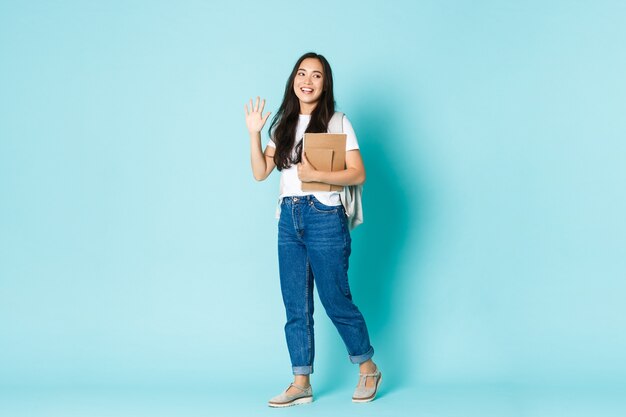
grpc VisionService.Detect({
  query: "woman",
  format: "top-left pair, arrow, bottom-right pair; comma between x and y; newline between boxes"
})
244,52 -> 382,407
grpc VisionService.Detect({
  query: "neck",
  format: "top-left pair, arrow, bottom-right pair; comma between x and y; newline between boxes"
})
299,102 -> 317,115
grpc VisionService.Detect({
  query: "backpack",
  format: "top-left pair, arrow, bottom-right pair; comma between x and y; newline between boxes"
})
328,112 -> 364,230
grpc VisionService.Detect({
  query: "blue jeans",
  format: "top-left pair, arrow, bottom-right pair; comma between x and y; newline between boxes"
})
278,195 -> 374,375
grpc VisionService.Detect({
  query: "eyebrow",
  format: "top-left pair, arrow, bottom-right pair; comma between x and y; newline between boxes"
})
298,68 -> 323,75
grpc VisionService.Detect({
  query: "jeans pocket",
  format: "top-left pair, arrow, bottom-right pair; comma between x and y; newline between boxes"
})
309,196 -> 339,214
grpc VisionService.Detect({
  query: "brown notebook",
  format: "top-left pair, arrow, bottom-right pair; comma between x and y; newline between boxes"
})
302,133 -> 347,192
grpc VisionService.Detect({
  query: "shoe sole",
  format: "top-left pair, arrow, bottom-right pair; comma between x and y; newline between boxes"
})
352,373 -> 382,403
268,396 -> 313,408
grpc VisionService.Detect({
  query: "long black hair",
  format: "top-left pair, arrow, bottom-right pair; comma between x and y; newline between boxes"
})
269,52 -> 336,170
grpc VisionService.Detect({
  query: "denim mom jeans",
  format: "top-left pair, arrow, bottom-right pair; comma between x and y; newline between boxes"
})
278,195 -> 374,375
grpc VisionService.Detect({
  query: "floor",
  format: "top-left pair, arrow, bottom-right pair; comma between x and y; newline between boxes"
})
2,381 -> 624,417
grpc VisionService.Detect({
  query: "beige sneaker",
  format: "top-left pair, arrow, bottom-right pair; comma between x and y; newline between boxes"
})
352,367 -> 382,403
268,383 -> 313,408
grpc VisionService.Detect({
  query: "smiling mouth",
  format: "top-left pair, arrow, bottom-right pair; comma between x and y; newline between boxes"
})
301,87 -> 314,94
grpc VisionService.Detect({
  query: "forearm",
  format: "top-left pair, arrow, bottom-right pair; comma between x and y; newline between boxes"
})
249,131 -> 268,180
312,167 -> 365,186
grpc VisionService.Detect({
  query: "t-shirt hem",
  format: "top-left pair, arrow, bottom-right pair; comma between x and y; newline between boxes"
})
278,191 -> 343,206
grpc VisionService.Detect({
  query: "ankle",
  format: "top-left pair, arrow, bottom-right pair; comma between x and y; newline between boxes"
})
293,375 -> 311,387
359,360 -> 377,374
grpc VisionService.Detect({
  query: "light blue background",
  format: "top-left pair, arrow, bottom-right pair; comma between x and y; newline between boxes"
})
1,1 -> 625,416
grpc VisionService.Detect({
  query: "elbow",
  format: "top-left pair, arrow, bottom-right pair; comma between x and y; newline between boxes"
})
348,167 -> 365,186
253,168 -> 271,181
356,170 -> 366,186
351,175 -> 365,186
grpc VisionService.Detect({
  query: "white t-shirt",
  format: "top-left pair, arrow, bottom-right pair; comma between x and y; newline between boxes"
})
267,114 -> 360,206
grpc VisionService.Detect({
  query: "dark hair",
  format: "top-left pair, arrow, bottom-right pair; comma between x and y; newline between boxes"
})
269,52 -> 336,170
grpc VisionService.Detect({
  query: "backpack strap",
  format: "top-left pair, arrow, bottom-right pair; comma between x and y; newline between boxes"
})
328,111 -> 364,230
328,112 -> 344,134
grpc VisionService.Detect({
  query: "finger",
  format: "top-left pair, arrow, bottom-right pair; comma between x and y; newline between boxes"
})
302,153 -> 309,164
244,103 -> 249,116
262,111 -> 271,123
254,96 -> 260,112
249,98 -> 254,113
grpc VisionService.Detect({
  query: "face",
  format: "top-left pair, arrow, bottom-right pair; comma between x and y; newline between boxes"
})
293,58 -> 325,112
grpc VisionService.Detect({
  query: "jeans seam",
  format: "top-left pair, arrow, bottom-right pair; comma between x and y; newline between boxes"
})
340,210 -> 350,296
305,259 -> 312,367
291,204 -> 298,237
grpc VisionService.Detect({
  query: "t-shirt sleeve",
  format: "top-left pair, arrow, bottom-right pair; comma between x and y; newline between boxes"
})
266,135 -> 276,148
343,116 -> 360,151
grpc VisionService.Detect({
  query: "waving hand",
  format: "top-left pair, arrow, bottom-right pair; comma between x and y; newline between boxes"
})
245,96 -> 271,134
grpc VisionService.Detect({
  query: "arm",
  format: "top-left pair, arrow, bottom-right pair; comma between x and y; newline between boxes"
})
298,149 -> 366,186
249,131 -> 276,181
245,97 -> 276,181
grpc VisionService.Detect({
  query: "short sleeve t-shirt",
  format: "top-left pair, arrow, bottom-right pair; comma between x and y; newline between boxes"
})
266,114 -> 359,206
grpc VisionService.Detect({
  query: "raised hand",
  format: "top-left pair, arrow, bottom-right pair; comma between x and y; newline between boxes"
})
245,96 -> 271,134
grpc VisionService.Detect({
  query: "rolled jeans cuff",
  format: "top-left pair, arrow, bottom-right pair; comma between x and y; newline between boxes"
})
349,346 -> 374,364
292,365 -> 313,375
